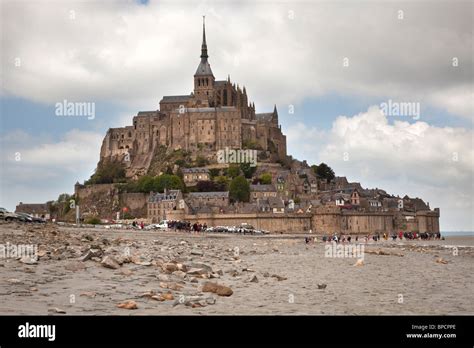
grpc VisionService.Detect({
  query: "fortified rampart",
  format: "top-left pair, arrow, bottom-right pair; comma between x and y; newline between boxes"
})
167,206 -> 440,234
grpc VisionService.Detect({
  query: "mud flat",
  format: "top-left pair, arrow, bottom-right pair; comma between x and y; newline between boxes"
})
0,222 -> 472,315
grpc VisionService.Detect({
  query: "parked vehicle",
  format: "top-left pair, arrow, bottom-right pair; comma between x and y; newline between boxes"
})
15,213 -> 46,223
0,208 -> 22,222
145,220 -> 169,230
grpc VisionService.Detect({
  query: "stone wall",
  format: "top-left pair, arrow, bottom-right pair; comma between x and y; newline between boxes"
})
167,206 -> 441,234
74,184 -> 146,220
166,211 -> 312,233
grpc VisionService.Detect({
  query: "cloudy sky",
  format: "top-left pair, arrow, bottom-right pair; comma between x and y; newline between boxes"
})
0,0 -> 472,231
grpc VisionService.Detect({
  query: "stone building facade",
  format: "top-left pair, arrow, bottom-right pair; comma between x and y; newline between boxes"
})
99,19 -> 287,178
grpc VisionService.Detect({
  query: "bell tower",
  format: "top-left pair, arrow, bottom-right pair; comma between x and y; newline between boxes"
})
193,16 -> 215,107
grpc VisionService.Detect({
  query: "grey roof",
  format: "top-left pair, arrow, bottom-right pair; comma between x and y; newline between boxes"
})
214,80 -> 227,87
161,95 -> 191,103
195,59 -> 214,76
256,113 -> 274,122
268,197 -> 285,208
334,193 -> 351,200
182,167 -> 209,174
250,184 -> 276,192
188,191 -> 229,198
178,107 -> 237,113
137,111 -> 157,116
149,190 -> 180,203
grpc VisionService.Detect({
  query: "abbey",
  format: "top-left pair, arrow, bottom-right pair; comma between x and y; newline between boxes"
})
100,18 -> 286,178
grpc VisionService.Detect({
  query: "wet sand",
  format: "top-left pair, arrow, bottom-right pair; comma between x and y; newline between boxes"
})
0,222 -> 472,315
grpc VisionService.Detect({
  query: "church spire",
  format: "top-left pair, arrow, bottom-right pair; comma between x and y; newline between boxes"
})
200,16 -> 208,60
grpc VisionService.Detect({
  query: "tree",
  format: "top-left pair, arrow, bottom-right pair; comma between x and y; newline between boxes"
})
86,161 -> 126,184
259,173 -> 272,185
313,163 -> 335,182
136,175 -> 155,192
214,176 -> 229,191
240,162 -> 256,179
153,174 -> 185,193
196,180 -> 218,192
229,176 -> 250,202
209,168 -> 220,179
126,174 -> 185,193
195,155 -> 209,167
227,164 -> 240,178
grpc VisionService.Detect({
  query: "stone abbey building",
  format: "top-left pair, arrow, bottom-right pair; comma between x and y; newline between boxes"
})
100,19 -> 287,178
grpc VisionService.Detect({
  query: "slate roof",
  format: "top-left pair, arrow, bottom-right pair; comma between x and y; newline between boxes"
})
182,167 -> 210,174
250,184 -> 277,192
148,190 -> 181,203
195,59 -> 214,76
188,191 -> 229,198
161,95 -> 191,103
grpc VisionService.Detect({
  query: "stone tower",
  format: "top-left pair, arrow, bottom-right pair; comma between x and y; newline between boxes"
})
193,16 -> 215,107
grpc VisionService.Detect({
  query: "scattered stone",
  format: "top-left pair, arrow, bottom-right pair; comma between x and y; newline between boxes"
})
212,268 -> 224,276
190,277 -> 198,283
153,292 -> 174,301
157,274 -> 170,282
30,287 -> 38,292
20,256 -> 38,265
80,249 -> 102,262
159,282 -> 184,291
365,249 -> 404,257
202,282 -> 233,297
436,258 -> 449,264
83,234 -> 94,242
249,275 -> 259,283
65,261 -> 86,272
176,263 -> 187,272
80,291 -> 96,298
242,268 -> 255,272
130,256 -> 151,266
48,307 -> 66,314
139,290 -> 157,299
317,283 -> 327,289
185,262 -> 212,273
191,249 -> 204,256
101,255 -> 121,269
271,274 -> 287,281
353,259 -> 364,267
186,268 -> 207,276
263,272 -> 270,277
163,262 -> 178,273
117,300 -> 138,310
7,278 -> 21,284
173,270 -> 186,279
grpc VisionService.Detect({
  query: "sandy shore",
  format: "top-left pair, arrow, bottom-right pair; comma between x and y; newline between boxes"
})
0,222 -> 472,315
